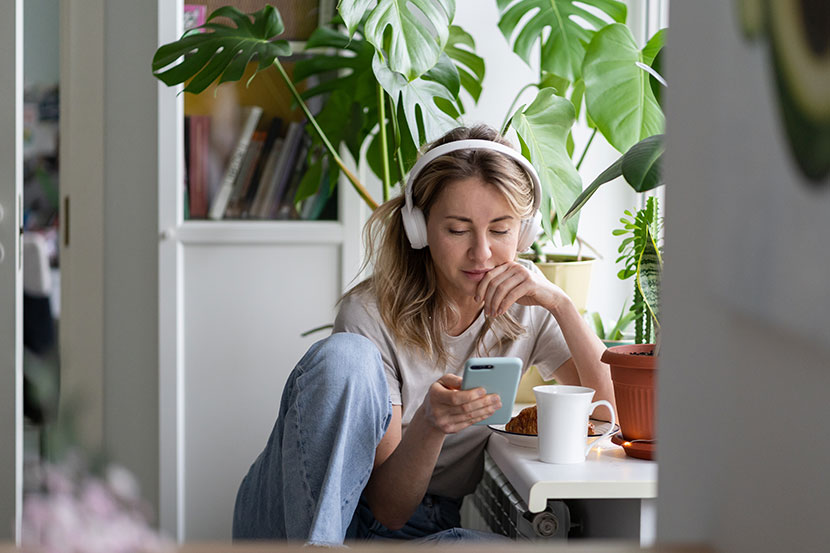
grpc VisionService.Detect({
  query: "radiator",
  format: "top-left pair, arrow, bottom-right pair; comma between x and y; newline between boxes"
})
467,451 -> 571,540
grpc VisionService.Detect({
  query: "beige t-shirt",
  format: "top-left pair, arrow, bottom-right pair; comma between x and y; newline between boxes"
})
332,267 -> 571,498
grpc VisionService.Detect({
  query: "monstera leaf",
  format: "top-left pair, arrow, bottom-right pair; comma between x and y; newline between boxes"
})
510,88 -> 582,244
562,134 -> 664,222
582,24 -> 665,153
496,0 -> 626,82
152,5 -> 291,93
294,26 -> 377,162
444,25 -> 485,105
339,0 -> 456,81
373,54 -> 459,145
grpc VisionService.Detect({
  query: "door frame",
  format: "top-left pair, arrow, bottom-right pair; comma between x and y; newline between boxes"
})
0,0 -> 24,542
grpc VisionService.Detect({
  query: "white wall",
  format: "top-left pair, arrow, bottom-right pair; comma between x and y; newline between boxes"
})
657,1 -> 830,551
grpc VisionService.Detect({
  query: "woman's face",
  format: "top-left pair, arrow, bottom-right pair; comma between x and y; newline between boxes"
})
426,177 -> 522,304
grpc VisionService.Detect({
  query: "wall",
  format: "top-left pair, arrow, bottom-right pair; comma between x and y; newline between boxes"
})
657,1 -> 830,551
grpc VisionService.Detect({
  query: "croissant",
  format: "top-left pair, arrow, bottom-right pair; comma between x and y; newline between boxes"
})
505,405 -> 537,434
505,405 -> 597,435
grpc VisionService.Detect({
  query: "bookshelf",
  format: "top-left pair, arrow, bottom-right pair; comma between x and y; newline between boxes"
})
158,0 -> 365,542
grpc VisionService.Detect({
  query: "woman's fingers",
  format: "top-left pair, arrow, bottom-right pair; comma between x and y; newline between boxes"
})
478,263 -> 530,316
427,378 -> 502,433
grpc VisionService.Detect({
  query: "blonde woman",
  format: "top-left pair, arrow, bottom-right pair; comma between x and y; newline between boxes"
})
233,125 -> 615,545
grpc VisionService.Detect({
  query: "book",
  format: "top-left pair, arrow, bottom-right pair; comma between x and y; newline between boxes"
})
209,105 -> 263,220
250,121 -> 305,219
301,167 -> 334,221
243,116 -> 283,205
183,4 -> 207,32
274,132 -> 312,220
223,132 -> 265,219
187,115 -> 211,219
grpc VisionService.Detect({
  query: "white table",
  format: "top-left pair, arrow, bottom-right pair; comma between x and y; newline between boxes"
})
485,433 -> 658,544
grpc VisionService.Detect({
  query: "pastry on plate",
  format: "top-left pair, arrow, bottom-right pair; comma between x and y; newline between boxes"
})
505,405 -> 596,435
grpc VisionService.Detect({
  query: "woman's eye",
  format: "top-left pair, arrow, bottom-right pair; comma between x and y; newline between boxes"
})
491,229 -> 510,235
448,229 -> 467,235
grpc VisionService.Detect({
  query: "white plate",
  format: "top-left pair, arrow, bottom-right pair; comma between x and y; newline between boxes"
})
488,420 -> 619,449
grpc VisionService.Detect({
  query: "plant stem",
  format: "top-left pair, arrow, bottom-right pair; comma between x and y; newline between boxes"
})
389,94 -> 406,190
273,58 -> 378,210
500,83 -> 536,135
377,82 -> 391,202
575,127 -> 597,171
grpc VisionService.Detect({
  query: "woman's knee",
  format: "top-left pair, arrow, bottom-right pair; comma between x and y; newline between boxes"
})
300,333 -> 386,391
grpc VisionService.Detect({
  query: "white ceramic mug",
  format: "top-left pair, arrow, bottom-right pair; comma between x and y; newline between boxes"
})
533,385 -> 616,464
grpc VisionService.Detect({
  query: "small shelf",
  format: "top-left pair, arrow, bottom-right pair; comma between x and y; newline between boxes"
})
174,219 -> 346,244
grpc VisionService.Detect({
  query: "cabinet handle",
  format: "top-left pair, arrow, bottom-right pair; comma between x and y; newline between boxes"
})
63,195 -> 70,247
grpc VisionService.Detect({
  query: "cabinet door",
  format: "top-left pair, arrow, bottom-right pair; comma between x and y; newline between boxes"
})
0,0 -> 24,541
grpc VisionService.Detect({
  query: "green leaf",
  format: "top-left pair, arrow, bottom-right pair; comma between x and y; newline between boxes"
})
294,26 -> 377,163
152,5 -> 291,94
510,88 -> 582,244
539,72 -> 571,96
570,78 -> 585,119
496,0 -> 626,82
561,156 -> 622,222
361,0 -> 456,81
445,25 -> 485,103
294,151 -> 325,204
591,312 -> 606,339
337,0 -> 376,37
641,28 -> 666,66
373,54 -> 459,145
621,134 -> 664,192
637,226 -> 663,328
582,23 -> 665,152
422,52 -> 460,97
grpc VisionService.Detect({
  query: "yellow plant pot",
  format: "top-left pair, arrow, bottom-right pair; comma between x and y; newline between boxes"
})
534,255 -> 596,314
514,256 -> 595,403
515,365 -> 555,403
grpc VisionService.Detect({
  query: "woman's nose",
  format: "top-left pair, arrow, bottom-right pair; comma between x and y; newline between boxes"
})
469,232 -> 492,261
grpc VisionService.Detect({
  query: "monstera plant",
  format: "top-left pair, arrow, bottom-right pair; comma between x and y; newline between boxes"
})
151,0 -> 666,246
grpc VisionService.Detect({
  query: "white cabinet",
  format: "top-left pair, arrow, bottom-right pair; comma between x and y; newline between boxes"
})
154,0 -> 364,542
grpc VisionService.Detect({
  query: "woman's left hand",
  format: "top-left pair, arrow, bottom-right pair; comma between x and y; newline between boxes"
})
475,261 -> 565,317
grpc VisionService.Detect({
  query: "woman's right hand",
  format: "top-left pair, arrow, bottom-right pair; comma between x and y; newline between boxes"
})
419,374 -> 502,434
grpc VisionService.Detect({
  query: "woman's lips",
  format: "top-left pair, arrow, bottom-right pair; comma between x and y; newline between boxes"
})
462,269 -> 491,282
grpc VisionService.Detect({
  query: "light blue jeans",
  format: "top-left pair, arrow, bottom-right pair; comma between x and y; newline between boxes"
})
232,333 -> 503,545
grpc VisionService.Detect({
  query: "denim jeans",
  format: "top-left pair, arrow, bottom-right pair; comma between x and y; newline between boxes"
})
232,333 -> 503,546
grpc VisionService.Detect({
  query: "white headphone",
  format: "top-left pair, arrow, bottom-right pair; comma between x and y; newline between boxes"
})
401,139 -> 543,252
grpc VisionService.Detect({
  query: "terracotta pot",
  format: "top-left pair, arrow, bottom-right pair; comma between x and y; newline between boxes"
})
601,344 -> 658,441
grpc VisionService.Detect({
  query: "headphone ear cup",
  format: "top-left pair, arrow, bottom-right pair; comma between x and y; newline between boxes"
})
402,205 -> 429,249
517,211 -> 542,252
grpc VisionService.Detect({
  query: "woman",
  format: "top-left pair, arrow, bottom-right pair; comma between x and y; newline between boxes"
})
232,125 -> 615,545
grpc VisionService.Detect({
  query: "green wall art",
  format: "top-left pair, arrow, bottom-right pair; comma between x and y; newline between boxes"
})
740,0 -> 830,184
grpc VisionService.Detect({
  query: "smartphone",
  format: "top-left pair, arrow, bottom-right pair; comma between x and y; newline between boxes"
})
461,357 -> 523,425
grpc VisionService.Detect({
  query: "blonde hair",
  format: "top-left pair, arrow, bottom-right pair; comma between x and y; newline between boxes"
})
344,125 -> 536,368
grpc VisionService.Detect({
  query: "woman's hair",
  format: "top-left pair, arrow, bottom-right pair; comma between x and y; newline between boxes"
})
345,124 -> 536,367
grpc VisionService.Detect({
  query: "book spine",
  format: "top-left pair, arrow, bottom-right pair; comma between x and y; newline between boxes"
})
189,115 -> 210,219
209,105 -> 264,220
259,122 -> 305,219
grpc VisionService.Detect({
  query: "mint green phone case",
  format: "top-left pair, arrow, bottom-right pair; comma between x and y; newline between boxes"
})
461,357 -> 523,425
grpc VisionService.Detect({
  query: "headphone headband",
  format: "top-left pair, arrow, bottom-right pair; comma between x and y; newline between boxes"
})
400,139 -> 543,251
404,139 -> 542,215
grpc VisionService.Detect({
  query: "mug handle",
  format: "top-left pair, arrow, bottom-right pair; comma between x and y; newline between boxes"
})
584,400 -> 616,457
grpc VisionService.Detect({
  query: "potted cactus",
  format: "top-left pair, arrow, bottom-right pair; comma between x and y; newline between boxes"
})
600,196 -> 662,460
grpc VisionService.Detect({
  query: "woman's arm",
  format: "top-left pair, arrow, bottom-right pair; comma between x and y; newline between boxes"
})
477,261 -> 616,421
362,374 -> 500,530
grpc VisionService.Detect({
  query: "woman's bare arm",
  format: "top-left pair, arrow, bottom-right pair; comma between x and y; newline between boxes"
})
362,375 -> 499,530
